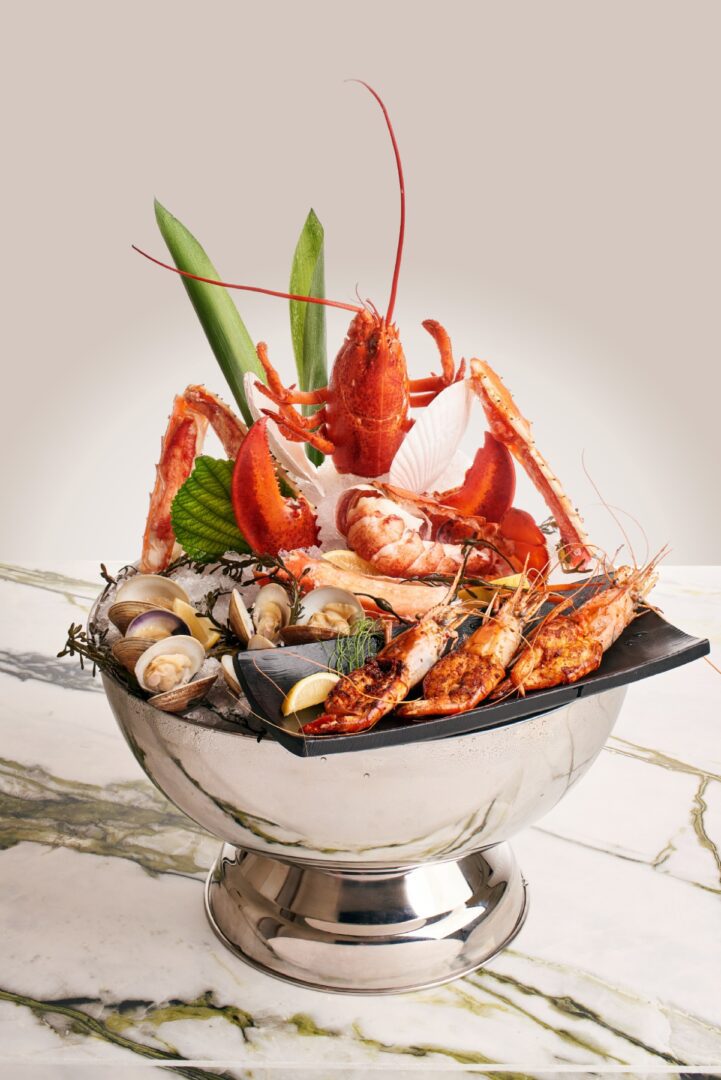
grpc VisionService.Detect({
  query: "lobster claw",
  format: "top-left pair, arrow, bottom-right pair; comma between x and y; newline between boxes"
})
499,507 -> 549,574
231,418 -> 319,555
438,432 -> 516,522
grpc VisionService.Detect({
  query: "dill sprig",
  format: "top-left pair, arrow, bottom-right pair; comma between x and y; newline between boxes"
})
331,617 -> 384,674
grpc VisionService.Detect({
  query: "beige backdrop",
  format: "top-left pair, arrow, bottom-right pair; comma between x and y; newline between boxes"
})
2,0 -> 719,563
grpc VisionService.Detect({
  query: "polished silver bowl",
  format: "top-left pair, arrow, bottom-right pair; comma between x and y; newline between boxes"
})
103,671 -> 626,993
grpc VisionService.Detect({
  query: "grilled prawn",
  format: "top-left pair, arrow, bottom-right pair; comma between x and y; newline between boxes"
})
396,583 -> 545,719
302,598 -> 465,735
505,561 -> 659,694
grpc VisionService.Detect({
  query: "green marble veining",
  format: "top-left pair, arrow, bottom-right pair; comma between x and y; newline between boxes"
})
0,563 -> 99,602
0,989 -> 234,1080
467,968 -> 690,1067
691,775 -> 721,887
4,976 -> 717,1076
0,648 -> 103,692
0,756 -> 215,878
607,735 -> 721,784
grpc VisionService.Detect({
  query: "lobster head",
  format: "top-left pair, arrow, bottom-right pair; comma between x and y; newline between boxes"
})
324,309 -> 411,476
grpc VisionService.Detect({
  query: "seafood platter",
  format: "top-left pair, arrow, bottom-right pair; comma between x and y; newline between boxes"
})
64,84 -> 709,992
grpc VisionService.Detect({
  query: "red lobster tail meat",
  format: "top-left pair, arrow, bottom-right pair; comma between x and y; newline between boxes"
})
231,418 -> 319,555
470,359 -> 594,571
438,432 -> 516,522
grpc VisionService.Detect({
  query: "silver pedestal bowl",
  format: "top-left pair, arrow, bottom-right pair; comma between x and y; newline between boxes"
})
103,672 -> 626,993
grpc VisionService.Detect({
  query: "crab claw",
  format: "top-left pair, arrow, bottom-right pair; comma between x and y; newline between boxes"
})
437,432 -> 516,522
231,419 -> 319,555
470,359 -> 594,571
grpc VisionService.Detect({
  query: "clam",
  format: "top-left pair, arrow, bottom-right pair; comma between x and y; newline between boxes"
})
135,636 -> 205,695
221,653 -> 241,695
109,574 -> 190,633
228,589 -> 254,644
252,584 -> 291,644
148,675 -> 217,714
295,587 -> 364,639
125,609 -> 190,642
112,637 -> 155,674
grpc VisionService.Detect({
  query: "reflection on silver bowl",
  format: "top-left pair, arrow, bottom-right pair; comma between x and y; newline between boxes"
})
103,671 -> 626,993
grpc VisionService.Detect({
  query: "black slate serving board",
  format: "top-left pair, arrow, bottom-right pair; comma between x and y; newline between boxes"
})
232,594 -> 709,757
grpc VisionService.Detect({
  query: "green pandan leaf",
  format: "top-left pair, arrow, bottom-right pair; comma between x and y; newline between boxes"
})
289,209 -> 327,466
171,456 -> 249,562
154,200 -> 265,426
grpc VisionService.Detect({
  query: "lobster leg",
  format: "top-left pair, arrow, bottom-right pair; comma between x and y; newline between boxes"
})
255,342 -> 328,406
408,320 -> 466,398
254,341 -> 334,453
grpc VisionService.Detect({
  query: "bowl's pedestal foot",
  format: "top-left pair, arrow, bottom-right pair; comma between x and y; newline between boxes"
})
205,843 -> 528,994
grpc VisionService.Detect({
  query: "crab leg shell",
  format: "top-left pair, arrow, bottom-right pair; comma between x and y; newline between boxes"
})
280,551 -> 449,621
470,359 -> 594,570
182,385 -> 247,457
140,397 -> 209,572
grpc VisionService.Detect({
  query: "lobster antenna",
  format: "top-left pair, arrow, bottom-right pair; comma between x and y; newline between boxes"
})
132,246 -> 363,314
350,81 -> 406,325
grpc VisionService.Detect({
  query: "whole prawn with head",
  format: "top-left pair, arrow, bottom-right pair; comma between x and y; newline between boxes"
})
301,577 -> 469,736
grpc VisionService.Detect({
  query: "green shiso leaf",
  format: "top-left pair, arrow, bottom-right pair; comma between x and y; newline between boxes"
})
289,209 -> 328,466
154,199 -> 265,426
171,456 -> 249,562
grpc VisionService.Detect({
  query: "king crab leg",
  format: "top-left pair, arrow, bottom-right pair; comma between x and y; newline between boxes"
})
469,359 -> 594,571
140,386 -> 248,572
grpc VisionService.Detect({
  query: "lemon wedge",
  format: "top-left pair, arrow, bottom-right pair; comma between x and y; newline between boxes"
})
321,549 -> 380,576
282,671 -> 341,716
460,573 -> 528,603
173,598 -> 221,650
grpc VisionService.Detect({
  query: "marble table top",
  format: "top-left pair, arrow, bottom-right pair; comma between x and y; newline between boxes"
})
1,561 -> 720,1079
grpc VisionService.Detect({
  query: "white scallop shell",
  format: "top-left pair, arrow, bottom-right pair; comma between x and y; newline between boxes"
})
389,379 -> 473,493
135,635 -> 205,693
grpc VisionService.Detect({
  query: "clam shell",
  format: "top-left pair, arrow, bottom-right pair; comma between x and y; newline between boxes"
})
389,379 -> 473,493
126,609 -> 190,642
111,637 -> 154,673
279,624 -> 339,645
253,583 -> 291,642
114,573 -> 190,607
135,635 -> 205,693
247,634 -> 278,650
297,587 -> 364,626
221,654 -> 241,695
228,590 -> 253,644
108,600 -> 158,634
148,674 -> 217,714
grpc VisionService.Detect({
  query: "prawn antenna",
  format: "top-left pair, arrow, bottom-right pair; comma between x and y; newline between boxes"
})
131,246 -> 363,314
350,80 -> 406,325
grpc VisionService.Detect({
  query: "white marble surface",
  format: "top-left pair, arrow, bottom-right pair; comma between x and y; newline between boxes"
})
0,562 -> 720,1078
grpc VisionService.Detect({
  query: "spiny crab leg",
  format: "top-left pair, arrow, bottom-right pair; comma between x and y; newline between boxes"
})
140,386 -> 248,573
469,359 -> 594,571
